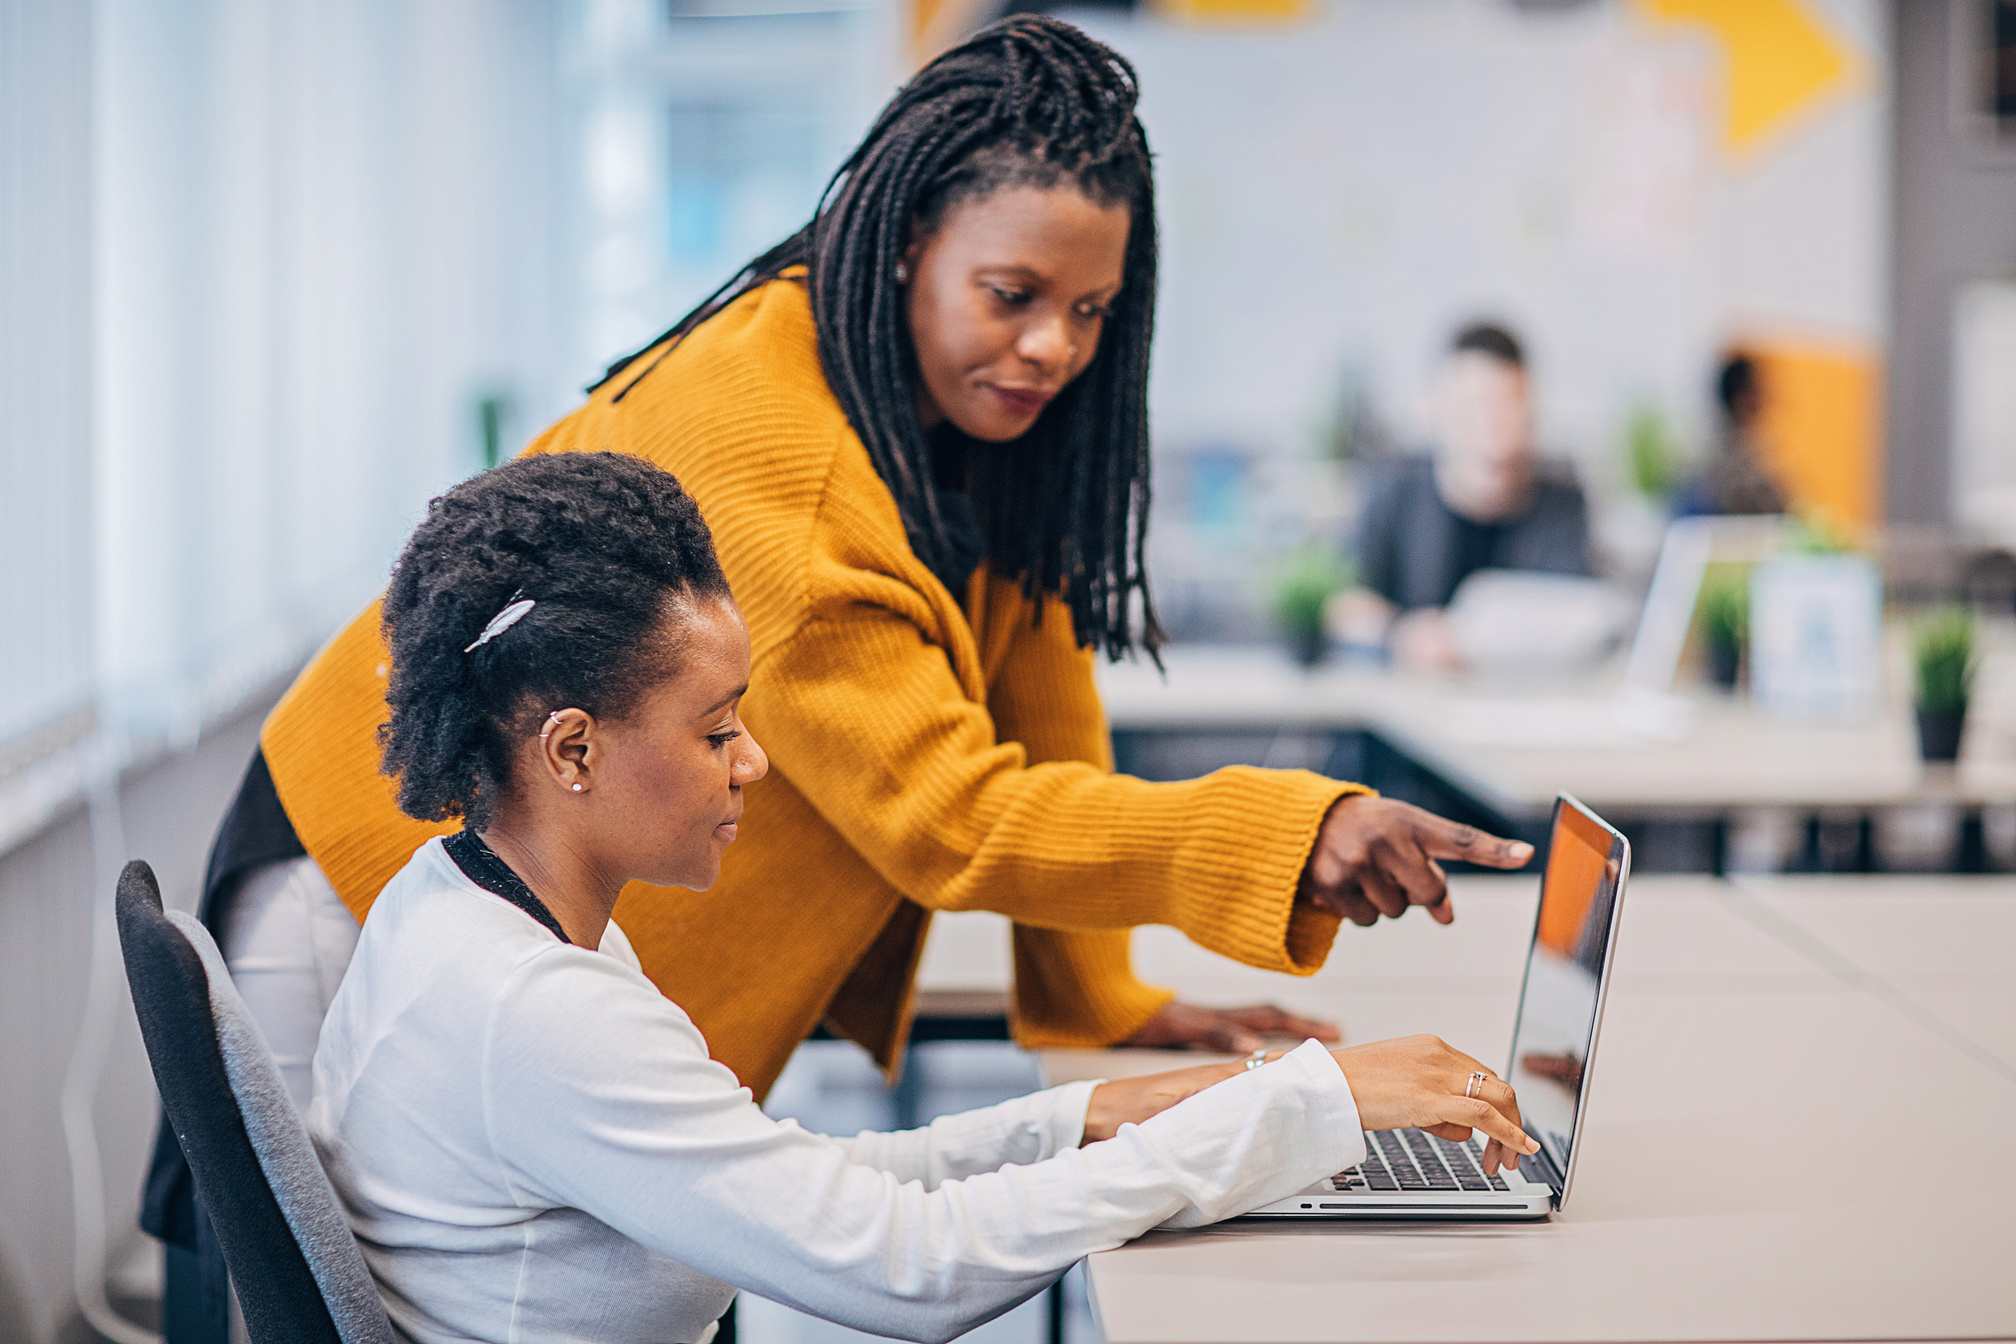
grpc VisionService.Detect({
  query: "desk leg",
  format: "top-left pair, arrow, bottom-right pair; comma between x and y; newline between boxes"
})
1795,815 -> 1824,872
891,1047 -> 925,1131
1047,1276 -> 1066,1344
1956,809 -> 1991,873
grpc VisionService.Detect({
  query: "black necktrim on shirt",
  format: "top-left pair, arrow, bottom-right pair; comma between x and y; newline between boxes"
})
443,830 -> 574,945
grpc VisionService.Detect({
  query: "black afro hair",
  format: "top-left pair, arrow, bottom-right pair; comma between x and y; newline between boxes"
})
377,451 -> 730,829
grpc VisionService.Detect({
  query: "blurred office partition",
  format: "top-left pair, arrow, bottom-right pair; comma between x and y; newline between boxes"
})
1952,279 -> 2016,548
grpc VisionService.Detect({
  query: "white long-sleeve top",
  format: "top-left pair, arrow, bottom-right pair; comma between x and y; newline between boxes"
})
309,838 -> 1367,1344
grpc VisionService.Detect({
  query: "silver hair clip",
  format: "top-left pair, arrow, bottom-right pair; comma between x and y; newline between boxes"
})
463,591 -> 536,653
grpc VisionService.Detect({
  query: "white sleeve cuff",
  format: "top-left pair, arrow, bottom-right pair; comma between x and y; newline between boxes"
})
1271,1037 -> 1367,1172
1044,1077 -> 1099,1153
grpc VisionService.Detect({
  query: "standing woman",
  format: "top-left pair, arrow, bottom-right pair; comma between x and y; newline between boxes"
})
263,13 -> 1535,1081
148,20 -> 1533,1334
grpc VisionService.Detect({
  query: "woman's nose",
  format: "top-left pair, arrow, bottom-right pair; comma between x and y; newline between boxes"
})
1016,312 -> 1071,374
734,730 -> 769,785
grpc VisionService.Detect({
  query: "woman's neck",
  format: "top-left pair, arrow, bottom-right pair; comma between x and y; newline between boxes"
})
476,810 -> 621,948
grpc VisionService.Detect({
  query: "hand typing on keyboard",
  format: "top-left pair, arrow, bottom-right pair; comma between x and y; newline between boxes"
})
1079,1034 -> 1539,1167
1325,1035 -> 1537,1175
1331,1131 -> 1512,1194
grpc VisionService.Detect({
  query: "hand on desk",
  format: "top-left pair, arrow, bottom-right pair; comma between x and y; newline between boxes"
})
1388,607 -> 1466,675
1301,796 -> 1533,927
1080,1033 -> 1537,1174
1121,1001 -> 1341,1054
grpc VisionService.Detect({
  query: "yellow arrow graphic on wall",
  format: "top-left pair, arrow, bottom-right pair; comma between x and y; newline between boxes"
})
1638,0 -> 1860,157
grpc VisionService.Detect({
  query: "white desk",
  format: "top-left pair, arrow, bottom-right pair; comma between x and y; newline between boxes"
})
1097,645 -> 2016,822
1019,875 -> 2016,1344
1730,874 -> 2016,1076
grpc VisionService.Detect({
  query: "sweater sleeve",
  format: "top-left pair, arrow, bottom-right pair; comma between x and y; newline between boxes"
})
485,954 -> 1364,1344
982,582 -> 1177,1047
741,602 -> 1360,976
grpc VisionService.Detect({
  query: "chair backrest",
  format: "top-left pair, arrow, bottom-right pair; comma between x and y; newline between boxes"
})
117,860 -> 393,1344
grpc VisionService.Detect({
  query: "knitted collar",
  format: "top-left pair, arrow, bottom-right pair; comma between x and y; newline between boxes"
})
442,830 -> 573,946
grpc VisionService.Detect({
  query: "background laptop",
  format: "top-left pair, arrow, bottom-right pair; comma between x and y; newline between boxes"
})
1247,793 -> 1630,1221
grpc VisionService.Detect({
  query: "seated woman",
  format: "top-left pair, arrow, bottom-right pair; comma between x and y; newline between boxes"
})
312,451 -> 1535,1344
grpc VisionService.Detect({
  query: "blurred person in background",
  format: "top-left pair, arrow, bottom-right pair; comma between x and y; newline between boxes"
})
147,20 -> 1535,1339
1330,322 -> 1593,673
1676,351 -> 1788,517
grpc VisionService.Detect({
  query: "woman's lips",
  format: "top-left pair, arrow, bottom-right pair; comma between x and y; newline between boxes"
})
987,385 -> 1054,418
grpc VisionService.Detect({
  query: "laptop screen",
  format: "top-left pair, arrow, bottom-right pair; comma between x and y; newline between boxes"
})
1505,797 -> 1626,1181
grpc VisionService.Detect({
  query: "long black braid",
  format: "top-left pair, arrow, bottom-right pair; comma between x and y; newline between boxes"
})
592,14 -> 1162,661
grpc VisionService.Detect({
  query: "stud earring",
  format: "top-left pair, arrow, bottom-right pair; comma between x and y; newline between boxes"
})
571,783 -> 584,793
894,261 -> 909,284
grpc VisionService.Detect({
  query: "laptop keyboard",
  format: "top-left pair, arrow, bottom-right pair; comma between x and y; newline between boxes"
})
1328,1129 -> 1510,1194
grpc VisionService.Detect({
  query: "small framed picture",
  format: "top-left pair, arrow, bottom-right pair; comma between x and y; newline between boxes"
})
1749,555 -> 1885,723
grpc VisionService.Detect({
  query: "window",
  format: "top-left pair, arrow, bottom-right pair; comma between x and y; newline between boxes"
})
570,0 -> 895,373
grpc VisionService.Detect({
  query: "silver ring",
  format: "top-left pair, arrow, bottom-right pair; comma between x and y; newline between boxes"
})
1465,1071 -> 1489,1099
1243,1048 -> 1270,1072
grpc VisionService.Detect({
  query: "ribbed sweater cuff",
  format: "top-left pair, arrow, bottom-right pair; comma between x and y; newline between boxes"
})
1169,770 -> 1368,975
1009,927 -> 1177,1050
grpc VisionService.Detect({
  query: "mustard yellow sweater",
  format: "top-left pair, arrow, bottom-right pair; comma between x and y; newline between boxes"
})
262,278 -> 1362,1098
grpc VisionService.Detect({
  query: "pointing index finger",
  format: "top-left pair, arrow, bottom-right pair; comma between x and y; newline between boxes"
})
1422,818 -> 1534,870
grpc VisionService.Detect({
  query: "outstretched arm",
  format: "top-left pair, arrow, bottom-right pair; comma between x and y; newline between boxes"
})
489,959 -> 1366,1344
745,586 -> 1532,976
742,600 -> 1358,974
981,578 -> 1341,1049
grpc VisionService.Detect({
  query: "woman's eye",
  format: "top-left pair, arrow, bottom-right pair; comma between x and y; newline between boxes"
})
708,730 -> 741,749
989,286 -> 1031,306
1077,302 -> 1113,321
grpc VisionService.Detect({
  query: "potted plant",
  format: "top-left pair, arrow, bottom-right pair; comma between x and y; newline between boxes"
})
1698,571 -> 1748,690
1913,606 -> 1975,762
1271,546 -> 1349,669
1623,402 -> 1683,501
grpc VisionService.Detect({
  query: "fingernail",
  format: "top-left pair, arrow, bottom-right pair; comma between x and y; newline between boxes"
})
1510,843 -> 1533,860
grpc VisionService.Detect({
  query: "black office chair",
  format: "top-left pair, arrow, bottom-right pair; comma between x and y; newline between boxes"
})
116,859 -> 393,1344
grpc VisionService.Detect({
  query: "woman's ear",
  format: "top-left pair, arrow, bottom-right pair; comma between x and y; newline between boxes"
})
535,708 -> 595,794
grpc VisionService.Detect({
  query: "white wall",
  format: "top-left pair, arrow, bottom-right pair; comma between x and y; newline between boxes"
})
0,703 -> 272,1343
1059,0 -> 1887,635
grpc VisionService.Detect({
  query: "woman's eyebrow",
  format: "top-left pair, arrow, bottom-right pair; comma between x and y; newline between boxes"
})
699,685 -> 749,717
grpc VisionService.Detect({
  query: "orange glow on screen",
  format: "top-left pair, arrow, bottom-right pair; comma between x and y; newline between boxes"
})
1537,807 -> 1613,957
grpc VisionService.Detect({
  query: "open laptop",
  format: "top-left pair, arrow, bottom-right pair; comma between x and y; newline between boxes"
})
1246,793 -> 1630,1220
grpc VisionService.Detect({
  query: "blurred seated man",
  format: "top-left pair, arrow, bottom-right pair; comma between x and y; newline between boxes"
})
1675,351 -> 1788,517
1331,322 -> 1593,673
